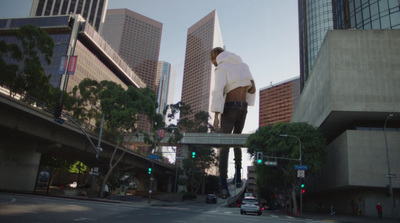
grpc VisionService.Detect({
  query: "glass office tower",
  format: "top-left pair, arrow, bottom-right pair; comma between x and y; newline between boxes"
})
156,61 -> 174,117
298,0 -> 334,91
333,0 -> 400,29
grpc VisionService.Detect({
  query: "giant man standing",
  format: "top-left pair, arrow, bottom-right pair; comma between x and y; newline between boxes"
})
210,47 -> 256,195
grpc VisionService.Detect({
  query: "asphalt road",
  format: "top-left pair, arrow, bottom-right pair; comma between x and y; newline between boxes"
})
0,193 -> 327,223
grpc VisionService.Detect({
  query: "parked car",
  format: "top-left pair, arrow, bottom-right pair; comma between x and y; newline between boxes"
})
205,194 -> 217,204
240,197 -> 262,215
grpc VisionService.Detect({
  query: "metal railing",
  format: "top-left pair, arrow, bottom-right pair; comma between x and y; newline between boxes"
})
0,86 -> 174,167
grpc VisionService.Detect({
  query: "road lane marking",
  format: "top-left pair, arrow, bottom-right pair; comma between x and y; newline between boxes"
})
73,217 -> 95,221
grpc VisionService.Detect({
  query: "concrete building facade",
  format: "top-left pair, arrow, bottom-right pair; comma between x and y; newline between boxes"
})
292,29 -> 400,217
246,166 -> 257,196
298,0 -> 400,92
259,77 -> 300,127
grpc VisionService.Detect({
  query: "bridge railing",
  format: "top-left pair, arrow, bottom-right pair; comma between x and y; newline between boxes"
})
0,87 -> 174,166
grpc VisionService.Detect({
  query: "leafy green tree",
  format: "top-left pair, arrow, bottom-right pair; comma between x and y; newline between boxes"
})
246,122 -> 326,214
0,25 -> 54,102
163,102 -> 216,194
67,78 -> 159,197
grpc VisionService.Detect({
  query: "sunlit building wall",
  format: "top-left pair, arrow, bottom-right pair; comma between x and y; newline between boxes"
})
181,10 -> 223,121
102,9 -> 163,131
259,77 -> 300,127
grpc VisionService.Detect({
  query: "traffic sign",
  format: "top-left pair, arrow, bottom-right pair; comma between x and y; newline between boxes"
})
265,161 -> 277,166
386,174 -> 396,178
297,170 -> 305,178
147,154 -> 159,159
295,165 -> 308,170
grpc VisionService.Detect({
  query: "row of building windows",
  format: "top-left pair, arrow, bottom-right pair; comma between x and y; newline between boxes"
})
35,0 -> 105,31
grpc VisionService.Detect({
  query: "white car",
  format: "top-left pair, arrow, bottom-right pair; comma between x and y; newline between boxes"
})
240,197 -> 262,216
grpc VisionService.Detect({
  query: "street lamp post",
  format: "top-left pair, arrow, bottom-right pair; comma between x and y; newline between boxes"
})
384,114 -> 395,223
280,134 -> 302,216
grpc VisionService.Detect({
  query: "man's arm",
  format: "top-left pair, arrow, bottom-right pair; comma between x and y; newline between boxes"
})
213,112 -> 220,132
248,80 -> 256,94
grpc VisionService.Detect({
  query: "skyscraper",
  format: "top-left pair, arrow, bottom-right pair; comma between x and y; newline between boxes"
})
102,8 -> 163,132
101,9 -> 162,93
181,10 -> 223,120
29,0 -> 108,33
156,61 -> 175,122
298,0 -> 334,91
333,0 -> 400,30
259,77 -> 300,127
298,0 -> 400,91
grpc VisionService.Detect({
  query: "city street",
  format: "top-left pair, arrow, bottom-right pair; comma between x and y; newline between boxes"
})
0,193 -> 324,223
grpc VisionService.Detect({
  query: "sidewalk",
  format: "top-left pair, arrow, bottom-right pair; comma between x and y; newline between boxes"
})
271,209 -> 399,223
29,190 -> 206,207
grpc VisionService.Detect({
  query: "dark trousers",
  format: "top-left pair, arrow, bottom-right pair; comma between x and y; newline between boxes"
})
219,103 -> 247,190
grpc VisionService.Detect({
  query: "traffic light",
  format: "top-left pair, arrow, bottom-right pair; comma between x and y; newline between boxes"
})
191,151 -> 196,159
54,103 -> 63,118
148,162 -> 153,175
301,183 -> 305,193
256,152 -> 263,164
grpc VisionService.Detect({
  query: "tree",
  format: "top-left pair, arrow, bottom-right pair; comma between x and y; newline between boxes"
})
163,102 -> 217,195
0,25 -> 54,102
246,122 -> 326,214
67,78 -> 159,197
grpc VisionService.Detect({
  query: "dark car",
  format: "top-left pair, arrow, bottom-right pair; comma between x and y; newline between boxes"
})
205,194 -> 217,204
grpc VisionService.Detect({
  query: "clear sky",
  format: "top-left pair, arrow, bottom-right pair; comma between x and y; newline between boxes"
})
0,0 -> 300,177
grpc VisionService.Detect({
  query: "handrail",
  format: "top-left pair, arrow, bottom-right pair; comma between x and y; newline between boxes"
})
0,87 -> 174,167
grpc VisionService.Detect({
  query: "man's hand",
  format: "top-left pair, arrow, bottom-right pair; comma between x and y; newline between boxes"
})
248,80 -> 256,94
213,112 -> 220,132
